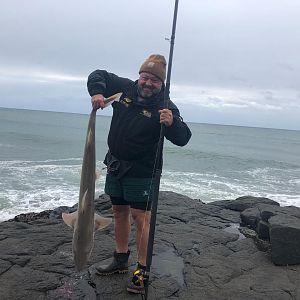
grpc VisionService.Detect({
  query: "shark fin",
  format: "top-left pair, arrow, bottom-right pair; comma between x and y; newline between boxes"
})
94,214 -> 112,231
62,211 -> 78,229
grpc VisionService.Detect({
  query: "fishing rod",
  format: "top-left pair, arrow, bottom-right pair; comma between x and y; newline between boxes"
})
143,0 -> 179,299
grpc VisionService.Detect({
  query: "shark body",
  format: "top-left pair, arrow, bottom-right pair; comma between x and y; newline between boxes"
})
62,109 -> 112,271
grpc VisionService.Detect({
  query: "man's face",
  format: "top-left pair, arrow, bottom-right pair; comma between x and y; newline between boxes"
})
138,72 -> 162,98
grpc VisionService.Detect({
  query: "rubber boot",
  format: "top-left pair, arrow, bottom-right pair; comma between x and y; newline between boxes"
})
95,250 -> 130,275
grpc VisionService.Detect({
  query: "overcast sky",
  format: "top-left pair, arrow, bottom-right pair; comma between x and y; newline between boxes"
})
0,0 -> 299,130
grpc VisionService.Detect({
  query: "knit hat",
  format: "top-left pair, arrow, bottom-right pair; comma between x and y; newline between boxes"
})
139,54 -> 167,82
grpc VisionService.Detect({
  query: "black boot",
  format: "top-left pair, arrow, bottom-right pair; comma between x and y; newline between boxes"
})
126,262 -> 146,294
95,250 -> 130,275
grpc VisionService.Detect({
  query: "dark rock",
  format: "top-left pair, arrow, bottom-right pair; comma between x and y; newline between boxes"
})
240,206 -> 260,229
49,206 -> 77,220
254,237 -> 271,252
240,203 -> 281,229
0,259 -> 11,276
0,191 -> 299,300
225,195 -> 279,211
8,210 -> 52,223
238,201 -> 300,266
269,214 -> 300,265
260,205 -> 283,222
261,205 -> 300,222
257,220 -> 270,240
0,265 -> 62,299
94,194 -> 113,215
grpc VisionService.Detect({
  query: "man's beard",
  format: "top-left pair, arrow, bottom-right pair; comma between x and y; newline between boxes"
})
137,84 -> 161,98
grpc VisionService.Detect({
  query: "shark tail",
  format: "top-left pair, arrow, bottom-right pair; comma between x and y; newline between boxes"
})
94,214 -> 112,231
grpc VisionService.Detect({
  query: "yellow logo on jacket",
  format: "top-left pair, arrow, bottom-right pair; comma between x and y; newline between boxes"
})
141,109 -> 152,118
120,97 -> 132,107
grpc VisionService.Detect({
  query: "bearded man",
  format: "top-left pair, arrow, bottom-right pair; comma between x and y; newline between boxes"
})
87,54 -> 192,294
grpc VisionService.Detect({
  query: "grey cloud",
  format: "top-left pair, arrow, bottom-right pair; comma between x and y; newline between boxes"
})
1,0 -> 300,130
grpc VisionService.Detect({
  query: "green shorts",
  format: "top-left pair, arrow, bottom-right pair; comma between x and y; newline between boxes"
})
105,174 -> 156,210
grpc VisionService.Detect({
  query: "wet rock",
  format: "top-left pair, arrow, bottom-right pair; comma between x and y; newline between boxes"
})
49,206 -> 77,220
269,214 -> 300,265
257,220 -> 270,240
238,201 -> 300,266
224,196 -> 279,212
8,210 -> 52,223
0,192 -> 299,300
241,206 -> 260,229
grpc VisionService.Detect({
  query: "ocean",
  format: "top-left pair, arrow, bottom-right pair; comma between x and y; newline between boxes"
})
0,107 -> 299,222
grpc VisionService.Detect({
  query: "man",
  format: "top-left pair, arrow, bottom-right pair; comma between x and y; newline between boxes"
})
87,54 -> 191,294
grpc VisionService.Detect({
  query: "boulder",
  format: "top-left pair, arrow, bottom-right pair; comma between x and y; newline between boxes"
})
269,214 -> 300,265
240,206 -> 260,229
224,196 -> 279,212
237,201 -> 300,266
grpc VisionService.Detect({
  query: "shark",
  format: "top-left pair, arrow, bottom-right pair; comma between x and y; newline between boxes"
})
62,109 -> 112,271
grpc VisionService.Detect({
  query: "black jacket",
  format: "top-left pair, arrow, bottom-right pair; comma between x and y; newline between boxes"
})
87,70 -> 192,177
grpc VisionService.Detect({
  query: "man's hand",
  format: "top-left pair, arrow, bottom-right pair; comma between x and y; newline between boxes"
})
91,94 -> 105,110
159,109 -> 173,127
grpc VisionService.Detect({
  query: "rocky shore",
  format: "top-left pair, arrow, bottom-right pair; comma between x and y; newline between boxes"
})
1,192 -> 300,300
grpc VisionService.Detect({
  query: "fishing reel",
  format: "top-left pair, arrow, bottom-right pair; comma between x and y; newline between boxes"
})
132,269 -> 147,287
